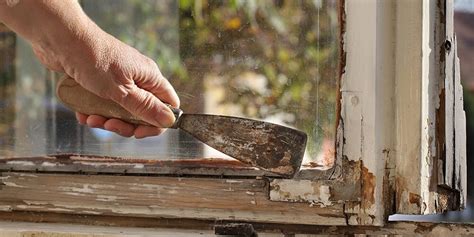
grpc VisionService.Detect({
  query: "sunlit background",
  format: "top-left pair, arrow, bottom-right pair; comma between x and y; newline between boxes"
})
0,0 -> 340,168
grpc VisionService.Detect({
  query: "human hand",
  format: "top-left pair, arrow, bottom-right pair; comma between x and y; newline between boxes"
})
0,0 -> 179,138
32,25 -> 180,139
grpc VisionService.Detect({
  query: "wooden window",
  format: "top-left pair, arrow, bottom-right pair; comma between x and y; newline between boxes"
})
0,0 -> 466,230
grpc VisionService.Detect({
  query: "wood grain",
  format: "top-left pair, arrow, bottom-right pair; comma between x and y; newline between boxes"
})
0,172 -> 347,225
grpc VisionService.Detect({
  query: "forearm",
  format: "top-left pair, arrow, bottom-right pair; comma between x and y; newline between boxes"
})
0,0 -> 103,70
0,0 -> 93,41
0,0 -> 179,134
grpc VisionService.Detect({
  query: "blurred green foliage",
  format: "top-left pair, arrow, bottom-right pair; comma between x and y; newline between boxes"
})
83,0 -> 340,161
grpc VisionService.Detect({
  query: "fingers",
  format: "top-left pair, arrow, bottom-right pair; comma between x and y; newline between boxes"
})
75,112 -> 163,139
103,119 -> 135,137
75,112 -> 87,125
86,115 -> 107,128
135,59 -> 180,108
134,126 -> 166,139
117,85 -> 176,128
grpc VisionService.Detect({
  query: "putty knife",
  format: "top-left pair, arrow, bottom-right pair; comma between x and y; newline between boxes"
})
56,76 -> 307,177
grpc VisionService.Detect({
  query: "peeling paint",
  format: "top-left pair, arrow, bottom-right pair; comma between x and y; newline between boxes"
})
269,180 -> 332,207
361,166 -> 375,209
59,185 -> 94,194
2,182 -> 24,188
41,162 -> 60,167
245,191 -> 255,196
6,161 -> 34,166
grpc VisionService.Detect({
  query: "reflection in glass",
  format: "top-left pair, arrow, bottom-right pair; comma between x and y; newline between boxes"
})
0,0 -> 340,169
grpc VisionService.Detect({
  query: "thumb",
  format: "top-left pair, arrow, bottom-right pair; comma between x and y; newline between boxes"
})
117,85 -> 176,128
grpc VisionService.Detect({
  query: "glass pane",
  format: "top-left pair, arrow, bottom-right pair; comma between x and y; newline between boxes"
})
0,0 -> 340,169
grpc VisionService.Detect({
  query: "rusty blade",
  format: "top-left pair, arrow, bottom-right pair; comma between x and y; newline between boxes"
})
177,114 -> 307,178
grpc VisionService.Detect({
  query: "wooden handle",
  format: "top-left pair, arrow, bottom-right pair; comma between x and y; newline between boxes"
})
56,75 -> 152,126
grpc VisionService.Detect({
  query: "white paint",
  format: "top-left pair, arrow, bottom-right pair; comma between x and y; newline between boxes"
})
41,162 -> 59,167
129,184 -> 165,191
73,161 -> 133,167
0,205 -> 11,211
59,184 -> 94,194
3,182 -> 24,188
269,180 -> 332,207
133,164 -> 145,169
245,191 -> 255,196
6,161 -> 35,166
343,0 -> 396,225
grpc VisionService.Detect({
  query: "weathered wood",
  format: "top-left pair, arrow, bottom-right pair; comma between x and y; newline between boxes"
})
443,0 -> 455,189
0,172 -> 348,225
453,36 -> 467,207
0,221 -> 214,237
392,0 -> 467,215
0,154 -> 340,180
342,0 -> 396,226
1,219 -> 474,236
269,158 -> 361,204
0,155 -> 274,177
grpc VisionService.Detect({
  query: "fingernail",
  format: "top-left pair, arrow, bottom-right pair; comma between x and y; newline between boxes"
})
158,107 -> 176,128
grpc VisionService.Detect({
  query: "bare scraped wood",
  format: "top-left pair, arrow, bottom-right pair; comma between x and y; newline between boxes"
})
0,172 -> 347,225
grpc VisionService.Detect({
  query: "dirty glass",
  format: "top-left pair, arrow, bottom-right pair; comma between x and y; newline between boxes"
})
0,0 -> 340,169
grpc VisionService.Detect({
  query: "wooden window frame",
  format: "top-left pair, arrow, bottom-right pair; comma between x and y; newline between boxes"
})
0,0 -> 466,229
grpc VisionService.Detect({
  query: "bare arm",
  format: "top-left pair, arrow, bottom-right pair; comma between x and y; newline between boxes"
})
0,0 -> 180,138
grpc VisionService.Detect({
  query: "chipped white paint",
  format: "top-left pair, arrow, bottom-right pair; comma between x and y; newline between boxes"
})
0,173 -> 348,225
6,161 -> 34,166
342,0 -> 396,225
394,0 -> 466,214
453,39 -> 467,207
129,183 -> 165,192
73,161 -> 133,167
246,191 -> 255,196
269,180 -> 332,207
41,161 -> 60,167
225,180 -> 243,184
2,181 -> 24,188
59,184 -> 94,194
62,192 -> 86,197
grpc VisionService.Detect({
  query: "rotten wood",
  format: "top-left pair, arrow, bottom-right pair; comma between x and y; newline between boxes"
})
269,159 -> 361,205
0,172 -> 348,225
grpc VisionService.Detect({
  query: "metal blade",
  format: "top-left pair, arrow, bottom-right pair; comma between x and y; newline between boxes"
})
178,114 -> 307,177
